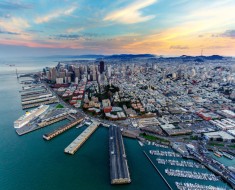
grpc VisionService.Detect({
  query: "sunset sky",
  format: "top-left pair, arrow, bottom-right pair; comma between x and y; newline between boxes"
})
0,0 -> 235,57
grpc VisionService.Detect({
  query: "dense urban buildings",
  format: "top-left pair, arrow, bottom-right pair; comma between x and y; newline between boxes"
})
10,54 -> 235,189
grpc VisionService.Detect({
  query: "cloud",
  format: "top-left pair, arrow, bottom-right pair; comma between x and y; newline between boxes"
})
35,7 -> 77,24
104,0 -> 157,24
0,12 -> 11,18
207,45 -> 230,49
66,27 -> 84,33
211,30 -> 235,38
170,45 -> 189,49
51,32 -> 103,40
0,1 -> 32,10
0,29 -> 19,35
53,34 -> 82,40
221,30 -> 235,38
0,17 -> 30,33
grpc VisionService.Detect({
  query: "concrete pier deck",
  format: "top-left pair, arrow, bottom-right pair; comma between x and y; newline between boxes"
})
43,118 -> 83,140
64,120 -> 100,155
16,115 -> 68,136
22,99 -> 59,109
109,125 -> 131,184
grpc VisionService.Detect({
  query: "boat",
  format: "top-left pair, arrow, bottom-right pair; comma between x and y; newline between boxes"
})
84,121 -> 92,125
223,152 -> 234,160
14,105 -> 49,128
214,151 -> 222,158
76,121 -> 85,128
138,141 -> 144,147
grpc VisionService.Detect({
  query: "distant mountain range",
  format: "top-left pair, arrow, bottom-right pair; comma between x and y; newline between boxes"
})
46,54 -> 228,61
46,54 -> 156,59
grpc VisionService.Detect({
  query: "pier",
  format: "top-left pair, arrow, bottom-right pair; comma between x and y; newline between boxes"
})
64,120 -> 100,155
109,125 -> 131,185
43,118 -> 83,140
16,115 -> 69,136
22,99 -> 59,109
38,115 -> 68,127
143,151 -> 173,190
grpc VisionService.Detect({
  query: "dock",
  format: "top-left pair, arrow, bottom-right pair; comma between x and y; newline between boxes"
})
64,120 -> 100,155
16,115 -> 69,136
43,118 -> 83,140
22,99 -> 59,109
38,115 -> 68,127
143,151 -> 173,190
109,125 -> 131,185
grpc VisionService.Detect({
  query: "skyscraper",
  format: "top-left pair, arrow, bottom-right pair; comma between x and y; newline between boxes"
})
107,65 -> 112,77
100,61 -> 104,74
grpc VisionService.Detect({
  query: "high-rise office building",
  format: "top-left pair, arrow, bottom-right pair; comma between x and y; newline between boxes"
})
107,65 -> 112,77
50,67 -> 57,82
100,61 -> 105,74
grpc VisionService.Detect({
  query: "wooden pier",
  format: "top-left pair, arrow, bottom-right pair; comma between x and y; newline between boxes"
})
38,115 -> 68,127
64,120 -> 100,155
43,118 -> 83,140
22,99 -> 59,109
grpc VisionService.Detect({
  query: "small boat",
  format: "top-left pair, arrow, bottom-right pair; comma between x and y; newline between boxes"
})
138,141 -> 144,147
223,152 -> 234,160
214,151 -> 222,157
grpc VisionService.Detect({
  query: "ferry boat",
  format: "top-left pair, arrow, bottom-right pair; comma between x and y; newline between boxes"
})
14,105 -> 49,128
223,152 -> 234,160
214,151 -> 222,158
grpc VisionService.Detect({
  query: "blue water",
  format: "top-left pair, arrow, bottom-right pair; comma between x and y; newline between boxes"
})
144,145 -> 232,190
209,152 -> 235,167
0,59 -> 169,190
0,57 -> 232,190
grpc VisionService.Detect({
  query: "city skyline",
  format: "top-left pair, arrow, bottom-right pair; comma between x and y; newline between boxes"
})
0,0 -> 235,57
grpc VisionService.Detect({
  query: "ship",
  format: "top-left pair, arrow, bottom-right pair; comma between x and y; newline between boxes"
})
14,105 -> 49,128
214,151 -> 222,158
223,152 -> 234,160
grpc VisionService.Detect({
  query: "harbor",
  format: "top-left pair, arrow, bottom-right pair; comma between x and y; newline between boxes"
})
19,83 -> 59,109
143,151 -> 173,190
141,141 -> 232,190
175,182 -> 228,190
109,125 -> 131,185
22,99 -> 59,109
15,107 -> 76,136
43,118 -> 84,140
64,120 -> 99,154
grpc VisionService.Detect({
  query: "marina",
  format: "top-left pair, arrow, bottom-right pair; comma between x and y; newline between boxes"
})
149,150 -> 182,157
109,125 -> 131,185
175,182 -> 227,190
43,118 -> 84,140
165,169 -> 219,181
64,120 -> 99,155
143,151 -> 173,190
143,142 -> 232,190
156,158 -> 205,168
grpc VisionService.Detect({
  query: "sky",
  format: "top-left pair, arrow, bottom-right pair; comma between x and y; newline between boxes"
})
0,0 -> 235,57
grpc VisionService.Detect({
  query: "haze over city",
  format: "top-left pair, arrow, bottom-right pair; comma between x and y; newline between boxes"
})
0,0 -> 235,57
